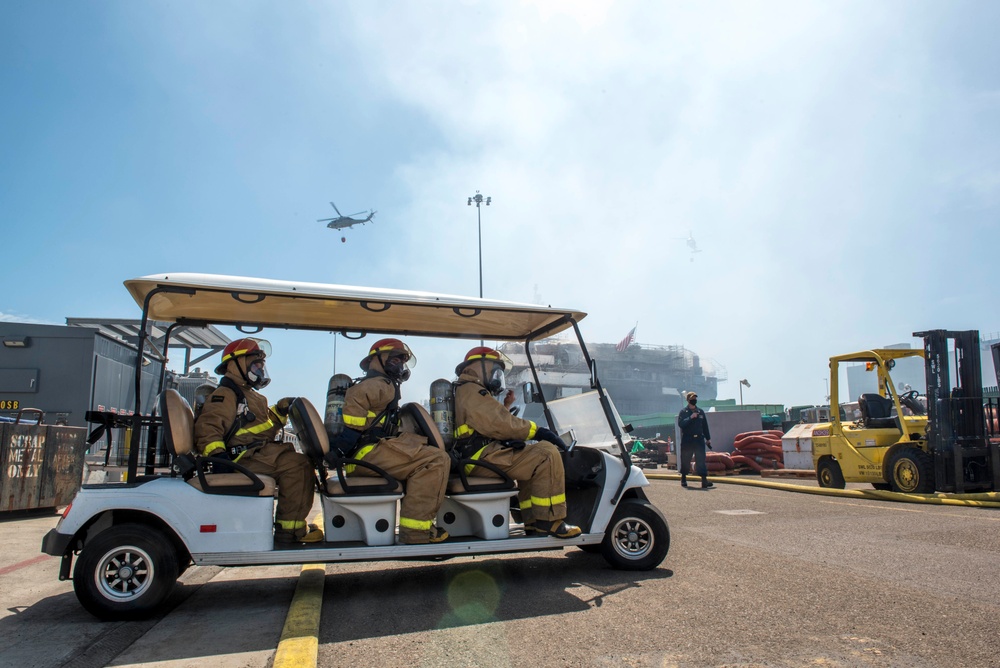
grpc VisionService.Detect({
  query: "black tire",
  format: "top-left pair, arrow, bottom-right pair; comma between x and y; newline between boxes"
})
872,483 -> 892,491
73,523 -> 179,621
601,499 -> 670,571
816,458 -> 846,489
889,447 -> 934,494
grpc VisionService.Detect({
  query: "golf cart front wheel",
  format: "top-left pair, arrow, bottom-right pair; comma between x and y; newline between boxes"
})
601,499 -> 669,570
73,523 -> 179,621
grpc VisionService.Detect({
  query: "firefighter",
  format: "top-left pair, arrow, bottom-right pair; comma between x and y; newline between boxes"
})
332,338 -> 451,545
194,338 -> 322,544
452,347 -> 581,538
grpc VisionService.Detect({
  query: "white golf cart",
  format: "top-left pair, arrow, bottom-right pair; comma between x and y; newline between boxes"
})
42,273 -> 669,620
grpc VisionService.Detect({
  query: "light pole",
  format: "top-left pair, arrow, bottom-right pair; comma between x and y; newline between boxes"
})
739,378 -> 751,406
467,191 -> 491,299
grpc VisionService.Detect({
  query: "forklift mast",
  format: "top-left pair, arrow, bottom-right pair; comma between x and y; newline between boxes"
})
915,330 -> 1000,493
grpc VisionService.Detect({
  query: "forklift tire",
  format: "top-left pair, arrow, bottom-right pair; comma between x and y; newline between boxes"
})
816,458 -> 846,489
73,523 -> 179,621
889,447 -> 934,494
601,499 -> 669,571
871,483 -> 892,491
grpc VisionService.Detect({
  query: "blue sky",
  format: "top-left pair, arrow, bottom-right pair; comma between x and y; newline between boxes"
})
2,1 -> 999,408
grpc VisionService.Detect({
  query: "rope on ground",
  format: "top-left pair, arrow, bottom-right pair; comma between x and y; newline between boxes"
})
644,472 -> 1000,508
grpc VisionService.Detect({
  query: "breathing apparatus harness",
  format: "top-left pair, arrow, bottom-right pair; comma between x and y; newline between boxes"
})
329,372 -> 402,457
450,378 -> 526,464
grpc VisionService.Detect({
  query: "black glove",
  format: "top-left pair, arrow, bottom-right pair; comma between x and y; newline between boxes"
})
534,427 -> 567,450
328,427 -> 362,459
207,447 -> 232,461
206,448 -> 233,473
275,397 -> 298,417
706,440 -> 712,450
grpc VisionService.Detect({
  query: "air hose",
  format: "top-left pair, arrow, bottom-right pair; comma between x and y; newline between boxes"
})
645,472 -> 1000,508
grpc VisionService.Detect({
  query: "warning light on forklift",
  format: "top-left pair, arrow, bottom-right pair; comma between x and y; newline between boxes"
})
866,362 -> 875,371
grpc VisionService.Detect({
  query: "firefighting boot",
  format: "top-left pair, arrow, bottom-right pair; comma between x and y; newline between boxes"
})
399,524 -> 450,544
533,519 -> 582,539
300,523 -> 324,543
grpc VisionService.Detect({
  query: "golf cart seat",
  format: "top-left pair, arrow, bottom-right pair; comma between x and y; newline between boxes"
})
157,389 -> 276,497
288,397 -> 402,546
858,393 -> 898,429
399,403 -> 519,540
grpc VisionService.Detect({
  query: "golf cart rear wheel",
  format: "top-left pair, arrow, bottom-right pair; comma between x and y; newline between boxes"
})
601,499 -> 669,570
73,523 -> 179,621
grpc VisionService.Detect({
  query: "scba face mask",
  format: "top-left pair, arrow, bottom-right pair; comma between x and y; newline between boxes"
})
383,354 -> 411,382
485,362 -> 506,396
247,358 -> 271,390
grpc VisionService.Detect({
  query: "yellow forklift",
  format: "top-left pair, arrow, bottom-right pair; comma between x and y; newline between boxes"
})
812,330 -> 1000,493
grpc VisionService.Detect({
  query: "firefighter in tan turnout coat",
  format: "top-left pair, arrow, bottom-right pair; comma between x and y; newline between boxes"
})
334,338 -> 451,545
453,347 -> 581,538
194,338 -> 321,543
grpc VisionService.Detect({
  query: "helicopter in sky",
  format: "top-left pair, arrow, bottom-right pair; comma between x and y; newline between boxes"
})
675,231 -> 702,262
318,202 -> 377,231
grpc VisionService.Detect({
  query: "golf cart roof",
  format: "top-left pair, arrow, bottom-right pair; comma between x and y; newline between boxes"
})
124,273 -> 587,341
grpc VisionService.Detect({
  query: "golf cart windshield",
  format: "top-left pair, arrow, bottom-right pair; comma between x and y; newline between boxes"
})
549,390 -> 631,451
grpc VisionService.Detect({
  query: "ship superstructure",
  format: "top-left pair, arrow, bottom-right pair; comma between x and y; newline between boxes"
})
500,339 -> 725,420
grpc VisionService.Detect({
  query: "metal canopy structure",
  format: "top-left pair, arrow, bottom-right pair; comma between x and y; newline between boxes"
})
66,318 -> 231,374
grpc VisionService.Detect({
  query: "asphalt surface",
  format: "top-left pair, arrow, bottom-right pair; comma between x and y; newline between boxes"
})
2,477 -> 999,667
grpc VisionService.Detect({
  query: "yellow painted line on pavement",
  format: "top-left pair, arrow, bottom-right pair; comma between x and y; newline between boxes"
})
273,563 -> 325,668
274,512 -> 326,668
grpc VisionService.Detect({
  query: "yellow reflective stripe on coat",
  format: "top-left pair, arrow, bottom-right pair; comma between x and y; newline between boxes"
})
463,446 -> 489,476
204,441 -> 226,456
454,424 -> 474,439
277,519 -> 306,530
269,406 -> 288,426
527,421 -> 538,439
399,517 -> 432,531
237,419 -> 276,436
519,498 -> 532,510
343,410 -> 378,428
530,493 -> 566,507
343,414 -> 367,427
344,444 -> 375,474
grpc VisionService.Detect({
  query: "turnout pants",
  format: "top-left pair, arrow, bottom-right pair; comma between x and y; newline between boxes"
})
241,442 -> 316,537
471,440 -> 567,524
679,441 -> 708,479
352,432 -> 450,542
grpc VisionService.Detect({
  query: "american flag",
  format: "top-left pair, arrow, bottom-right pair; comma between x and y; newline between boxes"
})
616,325 -> 637,352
